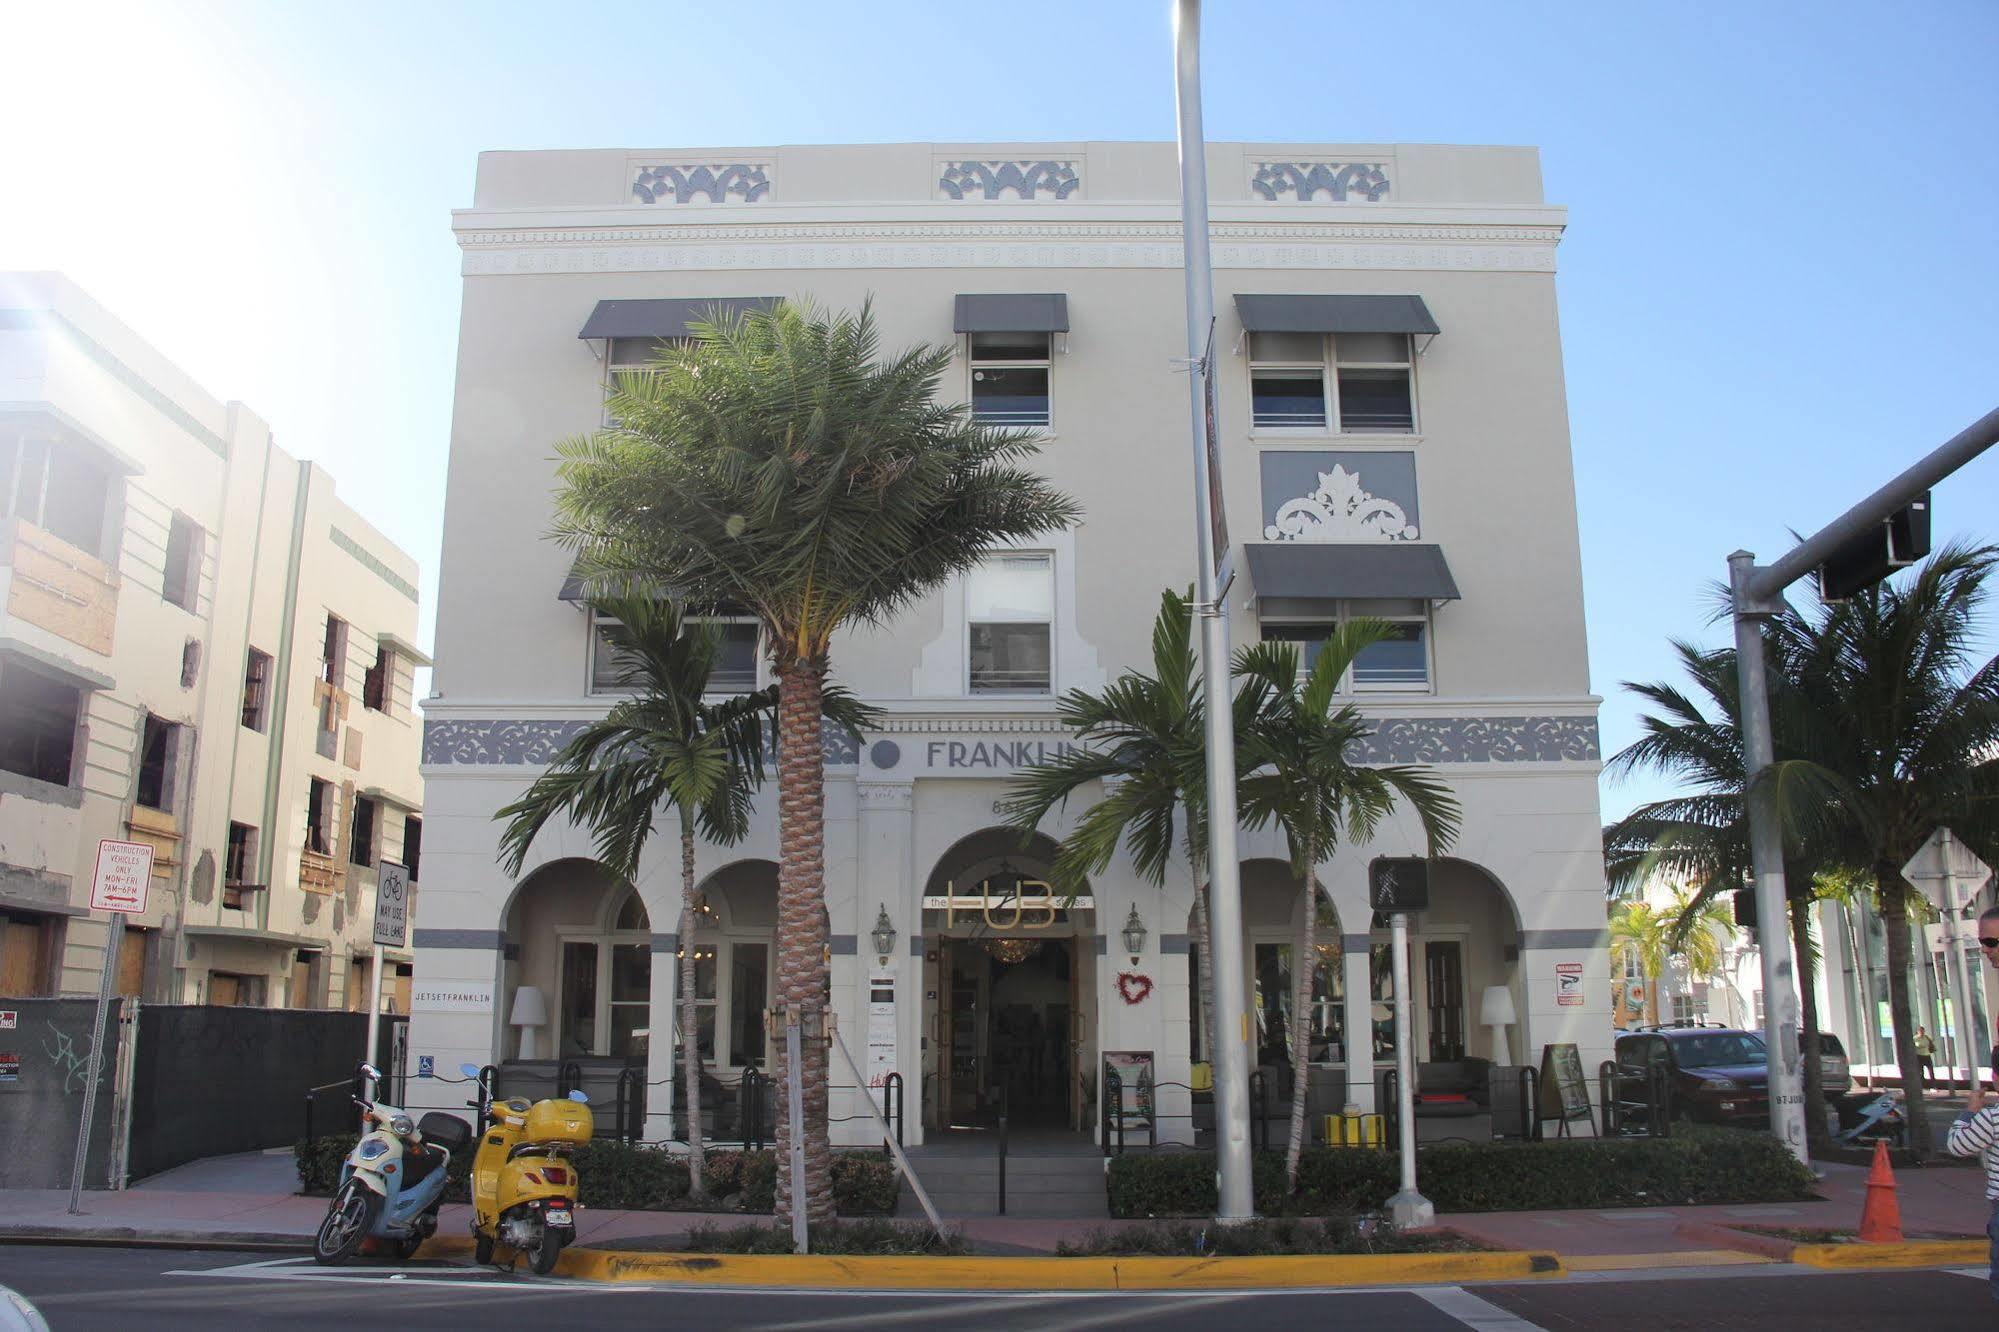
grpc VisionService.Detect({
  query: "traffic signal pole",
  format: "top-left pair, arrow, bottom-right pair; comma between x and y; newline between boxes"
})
1730,403 -> 1999,1168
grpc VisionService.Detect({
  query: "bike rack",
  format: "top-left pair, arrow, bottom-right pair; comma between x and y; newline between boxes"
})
880,1072 -> 904,1160
476,1065 -> 497,1132
996,1083 -> 1010,1216
556,1060 -> 582,1099
615,1066 -> 644,1145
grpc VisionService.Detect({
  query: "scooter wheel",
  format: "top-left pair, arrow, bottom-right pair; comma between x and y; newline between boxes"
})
474,1233 -> 495,1265
313,1181 -> 380,1266
394,1236 -> 424,1261
529,1228 -> 563,1276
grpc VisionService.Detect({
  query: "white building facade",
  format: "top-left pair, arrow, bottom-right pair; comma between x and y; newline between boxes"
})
0,274 -> 427,1012
411,143 -> 1611,1143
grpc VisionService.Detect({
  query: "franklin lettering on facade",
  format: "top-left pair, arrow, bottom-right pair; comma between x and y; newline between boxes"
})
408,141 -> 1609,1144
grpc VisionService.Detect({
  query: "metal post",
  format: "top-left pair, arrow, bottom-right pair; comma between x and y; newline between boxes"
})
67,911 -> 124,1213
1939,830 -> 1981,1090
1171,0 -> 1254,1228
1843,900 -> 1879,1087
363,943 -> 385,1104
784,1012 -> 807,1255
1385,912 -> 1432,1226
1730,552 -> 1811,1168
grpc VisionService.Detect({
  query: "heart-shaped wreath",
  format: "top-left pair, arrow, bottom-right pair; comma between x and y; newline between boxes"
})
1115,971 -> 1154,1005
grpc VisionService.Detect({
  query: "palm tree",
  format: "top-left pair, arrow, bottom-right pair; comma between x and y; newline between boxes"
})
494,594 -> 772,1200
1233,623 -> 1462,1194
1609,900 -> 1671,1026
549,300 -> 1078,1222
1759,543 -> 1999,1151
1603,634 -> 1841,1137
997,588 -> 1247,1068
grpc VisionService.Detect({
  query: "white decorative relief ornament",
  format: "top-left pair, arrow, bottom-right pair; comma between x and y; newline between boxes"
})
1264,465 -> 1418,542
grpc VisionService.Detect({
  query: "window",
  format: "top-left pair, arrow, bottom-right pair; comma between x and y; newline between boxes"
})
1253,938 -> 1343,1066
0,909 -> 59,997
1258,599 -> 1432,692
402,815 -> 422,882
321,615 -> 347,687
0,663 -> 81,786
2,432 -> 112,557
349,795 -> 377,868
241,649 -> 272,731
967,553 -> 1053,693
696,617 -> 760,693
362,644 -> 392,713
224,823 -> 260,909
969,331 -> 1051,428
589,613 -> 639,694
161,513 -> 202,610
1248,333 -> 1414,433
136,714 -> 179,811
604,338 -> 682,424
729,943 -> 769,1068
1670,992 -> 1696,1024
305,777 -> 334,856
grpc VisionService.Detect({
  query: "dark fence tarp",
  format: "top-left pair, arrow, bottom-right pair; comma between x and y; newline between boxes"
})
0,998 -> 124,1189
126,1007 -> 404,1182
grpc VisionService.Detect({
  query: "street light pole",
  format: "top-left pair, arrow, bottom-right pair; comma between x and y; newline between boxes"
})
1171,0 -> 1254,1224
1729,402 -> 1999,1167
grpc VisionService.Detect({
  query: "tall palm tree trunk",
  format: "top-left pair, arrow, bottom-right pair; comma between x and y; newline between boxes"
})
1788,891 -> 1827,1146
1876,869 -> 1932,1153
679,821 -> 708,1199
1284,861 -> 1318,1192
773,658 -> 835,1224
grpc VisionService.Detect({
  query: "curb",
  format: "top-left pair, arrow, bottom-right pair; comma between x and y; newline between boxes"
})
0,1227 -> 308,1254
1791,1239 -> 1988,1270
504,1245 -> 1564,1289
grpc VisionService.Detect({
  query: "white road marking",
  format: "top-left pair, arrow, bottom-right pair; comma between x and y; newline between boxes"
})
162,1257 -> 638,1294
1414,1286 -> 1548,1330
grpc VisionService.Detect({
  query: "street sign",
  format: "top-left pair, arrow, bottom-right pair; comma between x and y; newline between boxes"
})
373,860 -> 410,948
1369,857 -> 1430,913
1902,827 -> 1992,913
89,839 -> 154,915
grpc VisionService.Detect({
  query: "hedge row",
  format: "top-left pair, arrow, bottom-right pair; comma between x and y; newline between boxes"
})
294,1137 -> 897,1216
1107,1126 -> 1817,1217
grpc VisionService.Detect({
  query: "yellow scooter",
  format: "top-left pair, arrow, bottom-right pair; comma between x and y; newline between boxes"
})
460,1063 -> 593,1273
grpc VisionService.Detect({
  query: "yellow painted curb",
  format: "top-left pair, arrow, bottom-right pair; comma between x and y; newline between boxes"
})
544,1247 -> 1563,1289
1792,1239 -> 1987,1270
1567,1250 -> 1773,1272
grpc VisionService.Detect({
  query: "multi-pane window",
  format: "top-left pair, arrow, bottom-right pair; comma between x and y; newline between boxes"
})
2,431 -> 113,557
1248,333 -> 1415,433
604,337 -> 681,425
693,617 -> 760,693
161,513 -> 202,610
135,714 -> 178,811
349,795 -> 377,868
0,664 -> 81,786
969,332 -> 1051,427
362,644 -> 392,712
967,553 -> 1053,694
1670,992 -> 1696,1025
305,777 -> 334,856
1257,599 -> 1432,692
241,649 -> 272,731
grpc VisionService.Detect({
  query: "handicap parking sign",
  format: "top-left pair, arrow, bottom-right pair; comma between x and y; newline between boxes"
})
417,1055 -> 435,1079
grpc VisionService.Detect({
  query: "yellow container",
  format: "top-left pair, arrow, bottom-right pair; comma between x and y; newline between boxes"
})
523,1097 -> 595,1146
1324,1111 -> 1384,1148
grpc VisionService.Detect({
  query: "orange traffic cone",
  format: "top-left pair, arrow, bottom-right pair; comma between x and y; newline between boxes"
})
1857,1138 -> 1904,1243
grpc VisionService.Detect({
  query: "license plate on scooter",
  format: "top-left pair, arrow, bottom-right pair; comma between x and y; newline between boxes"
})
545,1208 -> 572,1226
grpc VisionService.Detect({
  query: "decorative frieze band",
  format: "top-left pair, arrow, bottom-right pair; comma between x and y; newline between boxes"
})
937,160 -> 1080,201
1252,161 -> 1391,203
632,163 -> 771,205
424,715 -> 1597,767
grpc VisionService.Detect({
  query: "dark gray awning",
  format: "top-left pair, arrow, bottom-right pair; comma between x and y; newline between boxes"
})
559,559 -> 750,616
577,297 -> 777,340
1244,543 -> 1460,602
953,293 -> 1070,333
1234,294 -> 1439,336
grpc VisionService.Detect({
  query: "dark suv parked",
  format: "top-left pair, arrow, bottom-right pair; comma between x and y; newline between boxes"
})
1614,1026 -> 1853,1123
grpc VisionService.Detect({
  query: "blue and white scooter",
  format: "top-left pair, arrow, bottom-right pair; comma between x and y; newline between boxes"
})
313,1062 -> 474,1264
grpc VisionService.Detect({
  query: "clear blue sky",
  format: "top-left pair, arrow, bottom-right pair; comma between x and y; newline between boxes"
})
7,1 -> 1996,823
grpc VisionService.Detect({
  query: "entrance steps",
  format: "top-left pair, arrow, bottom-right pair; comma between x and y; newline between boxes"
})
895,1135 -> 1109,1219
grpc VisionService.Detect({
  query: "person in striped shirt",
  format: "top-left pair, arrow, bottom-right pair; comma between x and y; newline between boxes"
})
1945,904 -> 1999,1303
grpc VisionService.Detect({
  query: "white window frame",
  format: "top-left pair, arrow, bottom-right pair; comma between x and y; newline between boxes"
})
1256,599 -> 1435,695
688,613 -> 767,696
555,892 -> 657,1060
590,608 -> 768,697
1248,333 -> 1418,436
966,332 -> 1053,431
602,337 -> 685,426
964,550 -> 1055,697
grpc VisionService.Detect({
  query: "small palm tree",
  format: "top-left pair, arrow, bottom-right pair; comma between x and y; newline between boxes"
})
1234,623 -> 1462,1194
494,594 -> 771,1199
1609,900 -> 1672,1026
551,300 -> 1078,1222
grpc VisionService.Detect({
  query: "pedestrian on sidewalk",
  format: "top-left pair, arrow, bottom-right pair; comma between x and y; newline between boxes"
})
1944,906 -> 1999,1304
1915,1027 -> 1936,1091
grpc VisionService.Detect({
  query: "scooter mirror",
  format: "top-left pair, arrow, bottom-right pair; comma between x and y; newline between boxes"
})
459,1062 -> 482,1079
359,1062 -> 382,1081
568,1090 -> 590,1104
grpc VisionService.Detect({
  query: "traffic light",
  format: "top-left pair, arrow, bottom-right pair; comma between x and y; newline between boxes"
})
1369,857 -> 1430,913
1816,491 -> 1930,602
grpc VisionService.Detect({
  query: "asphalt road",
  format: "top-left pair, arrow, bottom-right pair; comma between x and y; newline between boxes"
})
0,1245 -> 1992,1331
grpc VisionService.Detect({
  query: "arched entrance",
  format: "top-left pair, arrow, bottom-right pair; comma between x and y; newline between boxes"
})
920,828 -> 1095,1134
1368,857 -> 1524,1067
500,858 -> 648,1062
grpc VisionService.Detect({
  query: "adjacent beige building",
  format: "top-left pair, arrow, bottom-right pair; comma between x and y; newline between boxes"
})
0,273 -> 426,1011
411,142 -> 1610,1144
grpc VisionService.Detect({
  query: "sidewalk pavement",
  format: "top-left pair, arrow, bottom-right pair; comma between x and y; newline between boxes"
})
2,1146 -> 1990,1263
